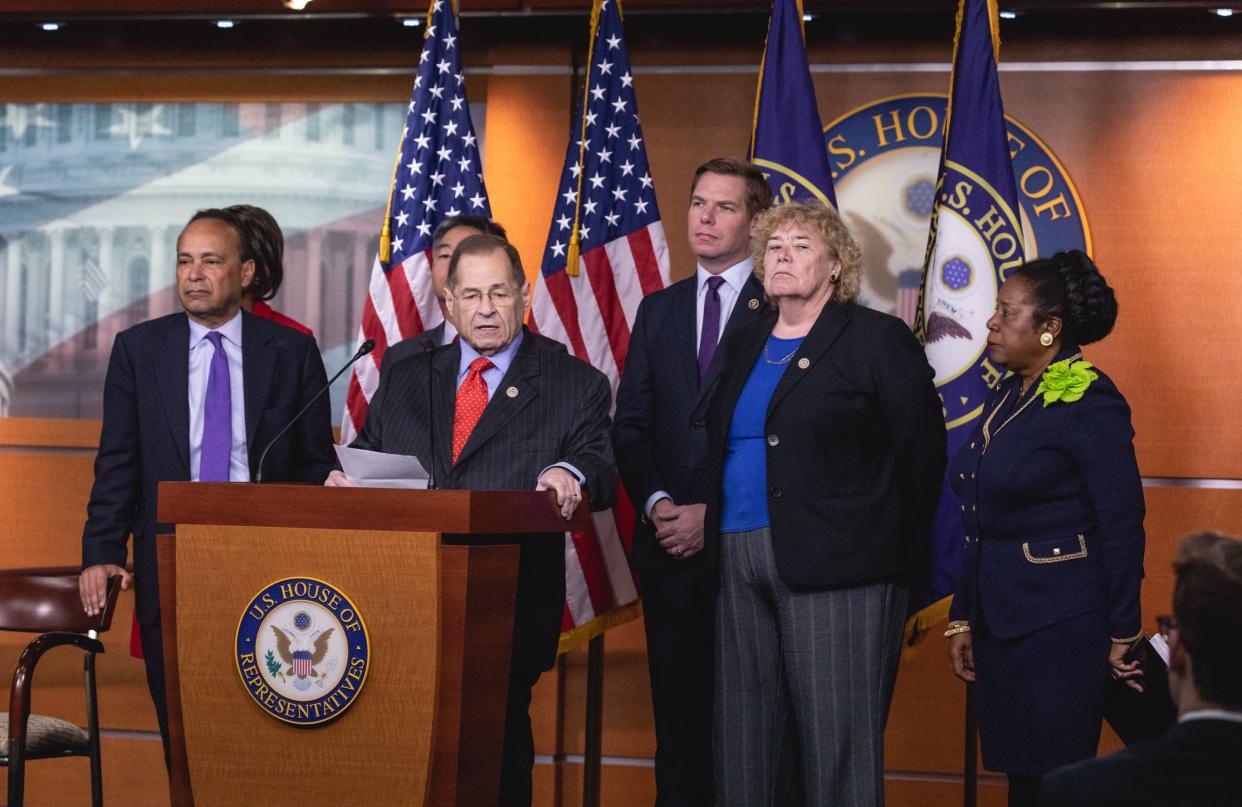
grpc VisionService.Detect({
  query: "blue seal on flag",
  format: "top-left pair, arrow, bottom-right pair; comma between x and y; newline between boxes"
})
823,93 -> 1089,429
234,577 -> 370,726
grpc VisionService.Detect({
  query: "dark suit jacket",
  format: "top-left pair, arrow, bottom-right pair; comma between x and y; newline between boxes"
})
385,321 -> 568,369
612,273 -> 766,577
352,329 -> 616,672
82,311 -> 336,624
1039,718 -> 1242,807
948,348 -> 1145,641
705,301 -> 946,588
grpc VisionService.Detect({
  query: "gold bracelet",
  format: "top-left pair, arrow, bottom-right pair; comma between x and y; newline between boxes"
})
946,620 -> 970,629
943,624 -> 972,638
1111,632 -> 1142,645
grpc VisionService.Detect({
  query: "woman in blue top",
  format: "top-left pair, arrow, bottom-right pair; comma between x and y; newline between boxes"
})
705,201 -> 946,806
944,251 -> 1146,807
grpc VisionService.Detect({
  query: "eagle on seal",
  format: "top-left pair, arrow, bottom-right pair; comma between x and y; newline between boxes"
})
272,625 -> 334,679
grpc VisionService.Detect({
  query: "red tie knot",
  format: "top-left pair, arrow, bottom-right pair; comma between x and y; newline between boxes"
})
468,357 -> 495,376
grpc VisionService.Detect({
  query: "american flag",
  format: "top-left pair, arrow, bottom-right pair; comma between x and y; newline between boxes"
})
341,0 -> 491,443
529,0 -> 670,652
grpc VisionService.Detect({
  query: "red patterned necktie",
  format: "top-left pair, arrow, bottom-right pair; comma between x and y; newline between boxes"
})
452,356 -> 494,462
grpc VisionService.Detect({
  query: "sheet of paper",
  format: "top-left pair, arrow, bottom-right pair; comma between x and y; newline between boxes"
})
334,444 -> 429,489
1148,632 -> 1171,667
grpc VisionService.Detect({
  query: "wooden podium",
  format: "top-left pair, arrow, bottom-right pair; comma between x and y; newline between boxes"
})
156,482 -> 586,807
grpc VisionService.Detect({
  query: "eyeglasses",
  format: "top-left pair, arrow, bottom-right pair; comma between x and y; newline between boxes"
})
453,287 -> 519,307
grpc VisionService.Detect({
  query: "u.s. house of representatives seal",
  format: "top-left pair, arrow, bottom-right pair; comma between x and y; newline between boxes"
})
824,93 -> 1090,427
235,577 -> 370,726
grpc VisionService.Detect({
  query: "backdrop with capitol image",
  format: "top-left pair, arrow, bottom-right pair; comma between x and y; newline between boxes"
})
0,99 -> 486,421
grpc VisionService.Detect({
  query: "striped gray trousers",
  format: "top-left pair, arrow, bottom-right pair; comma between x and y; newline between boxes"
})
714,527 -> 906,807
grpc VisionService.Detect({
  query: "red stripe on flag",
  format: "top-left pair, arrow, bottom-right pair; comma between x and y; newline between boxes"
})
385,261 -> 425,339
543,270 -> 592,362
359,294 -> 391,367
611,481 -> 637,559
344,293 -> 393,435
571,523 -> 618,616
628,227 -> 664,297
582,247 -> 631,373
344,373 -> 368,435
561,601 -> 575,633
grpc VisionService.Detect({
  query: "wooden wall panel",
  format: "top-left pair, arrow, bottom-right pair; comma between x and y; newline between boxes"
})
0,425 -> 156,734
482,73 -> 573,289
0,736 -> 170,807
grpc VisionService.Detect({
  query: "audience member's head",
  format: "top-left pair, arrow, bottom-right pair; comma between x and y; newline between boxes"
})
432,215 -> 508,313
1169,531 -> 1242,712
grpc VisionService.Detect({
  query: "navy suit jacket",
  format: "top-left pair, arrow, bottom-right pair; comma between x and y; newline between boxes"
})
705,301 -> 946,588
949,348 -> 1145,641
352,330 -> 615,672
1039,718 -> 1242,807
82,311 -> 336,624
612,273 -> 767,577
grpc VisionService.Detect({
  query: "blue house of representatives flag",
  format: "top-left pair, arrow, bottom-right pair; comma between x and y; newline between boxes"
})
908,0 -> 1025,645
749,0 -> 836,208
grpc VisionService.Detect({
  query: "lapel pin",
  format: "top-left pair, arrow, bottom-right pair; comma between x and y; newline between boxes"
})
747,298 -> 760,310
506,386 -> 519,398
797,357 -> 810,369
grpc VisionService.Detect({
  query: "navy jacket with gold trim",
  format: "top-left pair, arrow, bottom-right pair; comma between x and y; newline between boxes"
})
948,348 -> 1145,641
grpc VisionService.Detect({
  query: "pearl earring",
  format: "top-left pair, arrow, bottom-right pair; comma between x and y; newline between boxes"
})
1040,332 -> 1054,347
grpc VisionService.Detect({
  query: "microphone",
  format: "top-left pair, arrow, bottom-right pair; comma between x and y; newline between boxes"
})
424,341 -> 438,490
254,339 -> 376,484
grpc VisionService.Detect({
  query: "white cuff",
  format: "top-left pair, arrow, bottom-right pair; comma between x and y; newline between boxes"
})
540,462 -> 585,485
644,490 -> 672,519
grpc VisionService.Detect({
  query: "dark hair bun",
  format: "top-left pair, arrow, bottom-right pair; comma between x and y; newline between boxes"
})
1053,250 -> 1117,345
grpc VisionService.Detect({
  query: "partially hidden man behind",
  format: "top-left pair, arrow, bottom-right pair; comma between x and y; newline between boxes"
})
612,157 -> 771,806
384,214 -> 565,364
79,208 -> 337,765
384,214 -> 509,363
1039,531 -> 1242,807
327,234 -> 616,807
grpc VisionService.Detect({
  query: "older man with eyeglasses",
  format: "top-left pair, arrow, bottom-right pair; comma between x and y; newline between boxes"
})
326,233 -> 616,807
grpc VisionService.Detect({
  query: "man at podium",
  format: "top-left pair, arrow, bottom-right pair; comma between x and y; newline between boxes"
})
327,233 -> 616,807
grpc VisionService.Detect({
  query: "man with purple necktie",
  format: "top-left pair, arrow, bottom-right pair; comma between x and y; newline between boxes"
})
78,208 -> 335,768
613,158 -> 771,807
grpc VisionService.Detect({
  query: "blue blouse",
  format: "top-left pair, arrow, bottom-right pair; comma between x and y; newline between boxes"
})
720,334 -> 804,532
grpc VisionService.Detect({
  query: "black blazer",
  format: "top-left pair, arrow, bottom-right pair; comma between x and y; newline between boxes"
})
612,273 -> 767,577
948,350 -> 1145,641
1039,718 -> 1242,807
352,329 -> 616,672
705,301 -> 946,588
81,311 -> 336,624
384,321 -> 567,368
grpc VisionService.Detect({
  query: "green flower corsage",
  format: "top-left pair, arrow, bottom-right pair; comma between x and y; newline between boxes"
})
1036,359 -> 1098,406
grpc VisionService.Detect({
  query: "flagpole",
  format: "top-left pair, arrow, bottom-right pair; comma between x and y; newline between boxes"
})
582,636 -> 605,807
964,682 -> 978,807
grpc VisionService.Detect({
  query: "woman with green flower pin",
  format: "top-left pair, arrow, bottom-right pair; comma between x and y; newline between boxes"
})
943,250 -> 1146,807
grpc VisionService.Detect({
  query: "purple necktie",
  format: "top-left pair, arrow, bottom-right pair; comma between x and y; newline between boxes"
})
697,275 -> 725,381
199,331 -> 232,482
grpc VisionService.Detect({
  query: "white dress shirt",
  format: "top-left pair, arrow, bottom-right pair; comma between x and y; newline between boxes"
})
1179,708 -> 1242,725
187,311 -> 249,482
694,257 -> 754,351
645,257 -> 756,517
